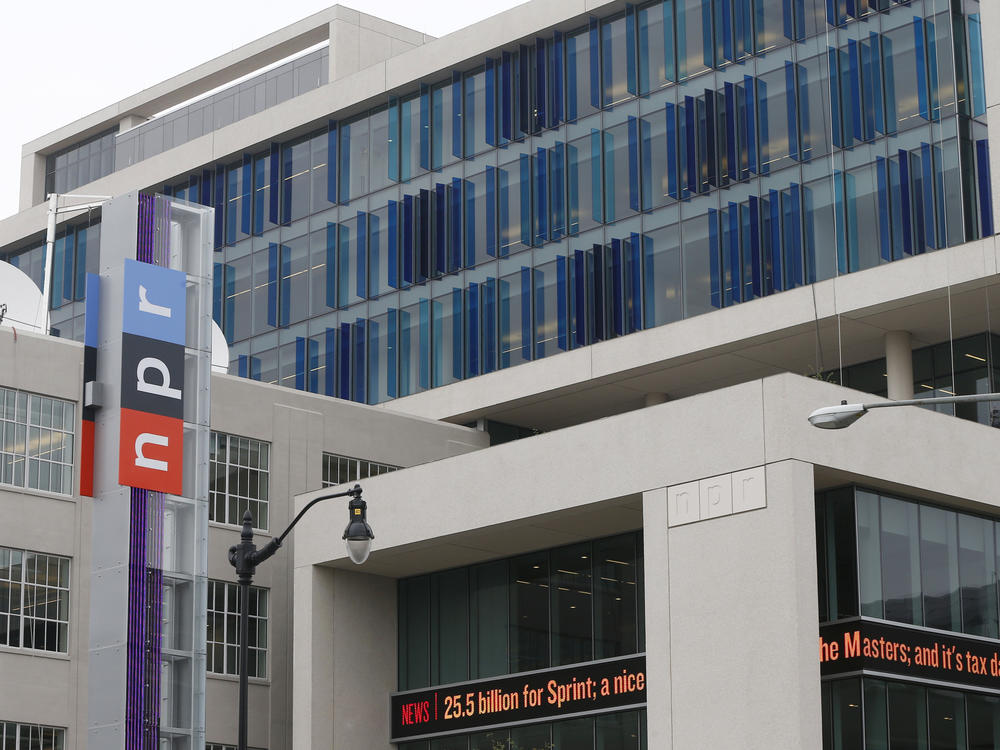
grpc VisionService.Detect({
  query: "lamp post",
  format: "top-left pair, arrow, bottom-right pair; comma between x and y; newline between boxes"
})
227,484 -> 374,750
807,393 -> 1000,429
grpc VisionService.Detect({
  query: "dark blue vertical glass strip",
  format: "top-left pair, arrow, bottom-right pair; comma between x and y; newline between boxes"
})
876,156 -> 891,262
367,321 -> 378,402
666,102 -> 679,199
280,244 -> 291,326
685,96 -> 697,193
467,284 -> 480,376
201,169 -> 212,208
387,309 -> 398,398
797,63 -> 812,161
534,269 -> 546,359
420,85 -> 431,170
501,51 -> 513,142
403,194 -> 414,283
435,184 -> 447,275
241,154 -> 252,235
828,48 -> 843,149
357,211 -> 368,299
520,266 -> 532,358
591,129 -> 604,222
552,142 -> 566,239
626,5 -> 638,95
757,78 -> 770,175
860,39 -> 875,140
627,232 -> 642,332
725,82 -> 737,180
870,33 -> 885,135
326,223 -> 337,307
769,190 -> 784,289
214,166 -> 225,248
926,19 -> 939,121
782,0 -> 793,41
573,249 -> 587,348
418,189 -> 430,280
450,178 -> 463,270
325,328 -> 337,396
388,200 -> 399,288
977,139 -> 995,237
552,30 -> 564,126
485,58 -> 497,147
452,72 -> 463,158
592,245 -> 605,341
295,337 -> 306,391
556,255 -> 568,350
627,116 -> 640,211
898,151 -> 913,256
589,18 -> 600,110
224,265 -> 235,342
280,145 -> 293,225
803,185 -> 817,282
701,0 -> 714,69
847,40 -> 863,142
388,100 -> 400,181
464,179 -> 476,266
535,39 -> 547,130
519,46 -> 531,135
787,185 -> 803,288
610,238 -> 624,336
213,262 -> 223,325
749,195 -> 762,296
785,62 -> 799,161
919,143 -> 935,250
914,19 -> 929,121
419,299 -> 430,390
486,166 -> 498,257
328,122 -> 340,202
339,323 -> 352,400
267,242 -> 278,327
269,143 -> 280,225
699,89 -> 719,185
308,338 -> 319,393
708,209 -> 722,308
744,76 -> 758,174
238,355 -> 248,379
535,148 -> 548,244
354,320 -> 366,403
727,202 -> 741,304
484,278 -> 497,373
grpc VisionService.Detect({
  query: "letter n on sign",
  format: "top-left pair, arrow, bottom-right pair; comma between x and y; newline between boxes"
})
118,259 -> 186,494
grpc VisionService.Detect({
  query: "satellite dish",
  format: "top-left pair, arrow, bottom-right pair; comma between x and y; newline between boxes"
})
211,321 -> 230,374
0,261 -> 45,333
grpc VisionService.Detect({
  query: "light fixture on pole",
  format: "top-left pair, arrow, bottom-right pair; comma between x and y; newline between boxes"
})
807,393 -> 1000,429
227,484 -> 373,750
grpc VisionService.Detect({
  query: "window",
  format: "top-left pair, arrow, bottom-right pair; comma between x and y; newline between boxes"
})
398,532 -> 643,690
321,452 -> 399,487
0,547 -> 71,653
209,432 -> 270,530
206,580 -> 268,678
0,387 -> 75,494
0,721 -> 64,750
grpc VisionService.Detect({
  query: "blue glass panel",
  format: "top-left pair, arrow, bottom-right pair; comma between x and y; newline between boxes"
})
573,249 -> 588,348
420,85 -> 431,170
748,195 -> 762,296
744,76 -> 757,175
435,184 -> 447,275
786,185 -> 803,287
388,308 -> 398,398
592,243 -> 605,341
367,317 -> 381,403
450,178 -> 463,271
519,153 -> 533,246
535,148 -> 548,244
518,46 -> 531,136
485,60 -> 497,147
627,232 -> 642,333
684,96 -> 697,193
324,328 -> 337,396
501,52 -> 513,142
590,18 -> 601,110
467,283 -> 480,377
551,30 -> 564,125
914,19 -> 929,121
486,166 -> 498,257
969,15 -> 986,117
876,157 -> 891,262
932,144 -> 947,249
295,337 -> 306,391
785,62 -> 799,161
483,277 -> 498,373
557,256 -> 568,350
708,208 -> 721,309
238,354 -> 248,379
626,5 -> 638,95
241,154 -> 253,236
535,38 -> 547,130
919,143 -> 936,250
828,48 -> 843,149
357,211 -> 368,300
353,320 -> 366,403
452,72 -> 464,158
551,142 -> 566,239
703,90 -> 716,187
267,242 -> 278,327
869,34 -> 885,135
520,266 -> 532,358
403,194 -> 414,283
419,299 -> 431,390
665,102 -> 679,199
847,40 -> 863,143
268,143 -> 280,225
724,82 -> 737,181
976,139 -> 994,237
723,203 -> 740,305
388,200 -> 399,288
768,190 -> 784,289
925,18 -> 939,121
897,151 -> 913,256
417,190 -> 430,281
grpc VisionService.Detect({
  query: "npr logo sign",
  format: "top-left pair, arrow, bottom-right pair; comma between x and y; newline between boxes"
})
118,260 -> 186,495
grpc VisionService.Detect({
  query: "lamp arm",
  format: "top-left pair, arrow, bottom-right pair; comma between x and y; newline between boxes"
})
274,484 -> 362,548
863,392 -> 1000,410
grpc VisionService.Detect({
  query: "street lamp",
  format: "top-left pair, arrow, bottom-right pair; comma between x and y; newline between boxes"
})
808,393 -> 1000,429
227,484 -> 374,750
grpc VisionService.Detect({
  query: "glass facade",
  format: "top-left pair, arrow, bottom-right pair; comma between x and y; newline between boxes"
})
398,709 -> 647,750
817,487 -> 1000,637
3,0 -> 993,407
397,532 -> 643,691
0,387 -> 75,495
817,487 -> 1000,750
823,677 -> 1000,750
45,129 -> 117,196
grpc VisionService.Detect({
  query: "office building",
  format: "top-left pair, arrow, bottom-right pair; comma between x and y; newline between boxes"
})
1,0 -> 999,747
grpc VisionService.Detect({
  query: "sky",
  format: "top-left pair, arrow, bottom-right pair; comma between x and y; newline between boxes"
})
0,0 -> 526,221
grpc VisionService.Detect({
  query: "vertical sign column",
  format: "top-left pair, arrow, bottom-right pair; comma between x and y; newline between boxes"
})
118,259 -> 186,494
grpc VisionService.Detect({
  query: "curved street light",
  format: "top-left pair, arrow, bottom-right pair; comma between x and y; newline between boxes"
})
227,484 -> 374,750
808,393 -> 1000,429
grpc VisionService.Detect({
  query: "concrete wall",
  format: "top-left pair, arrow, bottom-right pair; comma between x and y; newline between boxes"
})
206,373 -> 487,749
293,372 -> 1000,749
0,329 -> 88,748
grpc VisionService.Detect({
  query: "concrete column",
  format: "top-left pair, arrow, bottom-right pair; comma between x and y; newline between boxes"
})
644,393 -> 669,407
118,114 -> 148,132
885,331 -> 913,400
642,487 -> 672,750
